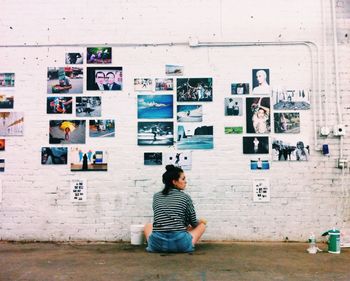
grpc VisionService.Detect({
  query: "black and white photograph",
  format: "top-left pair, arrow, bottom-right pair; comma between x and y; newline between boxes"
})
87,67 -> 123,91
155,78 -> 174,91
134,78 -> 153,91
47,67 -> 83,94
65,53 -> 83,64
225,97 -> 243,116
246,97 -> 270,134
243,136 -> 269,154
252,69 -> 271,95
177,124 -> 213,150
273,88 -> 311,110
41,147 -> 68,165
274,113 -> 300,133
272,137 -> 310,161
144,152 -> 162,165
177,105 -> 202,122
231,83 -> 249,95
164,151 -> 192,170
47,97 -> 73,114
177,78 -> 213,102
76,97 -> 101,117
87,47 -> 112,64
138,122 -> 174,146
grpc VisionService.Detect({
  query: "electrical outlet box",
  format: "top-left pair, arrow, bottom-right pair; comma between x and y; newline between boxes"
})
333,124 -> 346,136
320,127 -> 330,136
338,158 -> 348,169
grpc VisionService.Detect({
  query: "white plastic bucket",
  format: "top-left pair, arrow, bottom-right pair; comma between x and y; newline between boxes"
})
130,224 -> 145,245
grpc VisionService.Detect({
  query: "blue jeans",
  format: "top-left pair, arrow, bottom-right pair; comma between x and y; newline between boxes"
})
146,231 -> 194,253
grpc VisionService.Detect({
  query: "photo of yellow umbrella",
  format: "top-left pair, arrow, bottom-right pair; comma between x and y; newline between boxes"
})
59,121 -> 76,132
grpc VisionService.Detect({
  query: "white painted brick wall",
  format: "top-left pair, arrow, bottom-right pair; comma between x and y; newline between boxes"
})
0,0 -> 349,241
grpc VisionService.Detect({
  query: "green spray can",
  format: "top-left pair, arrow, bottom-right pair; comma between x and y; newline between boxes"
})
322,228 -> 341,254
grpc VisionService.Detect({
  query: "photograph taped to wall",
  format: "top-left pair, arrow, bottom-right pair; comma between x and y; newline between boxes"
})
246,97 -> 270,134
89,119 -> 115,138
0,139 -> 4,150
70,179 -> 87,202
47,67 -> 83,94
250,158 -> 270,170
231,83 -> 249,95
49,120 -> 86,144
134,78 -> 153,91
70,147 -> 108,171
225,97 -> 243,116
253,178 -> 270,202
0,112 -> 24,136
144,152 -> 162,165
165,65 -> 183,76
274,112 -> 300,133
47,97 -> 73,114
273,88 -> 311,110
87,67 -> 122,91
0,159 -> 4,172
138,121 -> 174,146
164,151 -> 192,170
272,136 -> 310,161
87,47 -> 112,64
65,53 -> 83,64
0,73 -> 15,89
177,105 -> 202,122
177,78 -> 213,102
224,127 -> 243,134
138,95 -> 173,119
0,94 -> 14,109
177,124 -> 213,150
155,78 -> 174,91
41,147 -> 68,165
252,69 -> 272,95
243,136 -> 269,154
76,96 -> 101,117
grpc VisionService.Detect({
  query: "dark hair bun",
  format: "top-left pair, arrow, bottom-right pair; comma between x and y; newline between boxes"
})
165,164 -> 175,172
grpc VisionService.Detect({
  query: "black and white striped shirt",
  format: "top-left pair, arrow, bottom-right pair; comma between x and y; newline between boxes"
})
152,188 -> 198,232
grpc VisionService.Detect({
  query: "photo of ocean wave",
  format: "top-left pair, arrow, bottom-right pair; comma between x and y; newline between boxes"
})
138,95 -> 173,119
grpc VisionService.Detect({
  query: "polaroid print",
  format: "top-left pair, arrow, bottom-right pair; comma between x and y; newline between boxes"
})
231,83 -> 249,95
76,97 -> 101,117
252,69 -> 271,95
138,95 -> 173,119
0,159 -> 4,172
86,67 -> 122,91
250,158 -> 270,170
225,97 -> 243,116
155,78 -> 174,91
41,147 -> 68,165
87,47 -> 112,64
166,65 -> 184,76
224,127 -> 243,134
47,97 -> 73,114
243,136 -> 269,154
138,121 -> 174,146
47,67 -> 83,94
134,78 -> 153,91
272,137 -> 310,161
0,112 -> 24,136
246,97 -> 270,134
253,179 -> 270,202
70,179 -> 87,202
144,152 -> 162,165
89,120 -> 115,138
49,120 -> 86,144
0,139 -> 4,150
177,78 -> 213,102
274,112 -> 300,133
273,88 -> 311,110
0,73 -> 15,89
177,124 -> 213,150
70,147 -> 108,171
0,94 -> 14,109
164,151 -> 192,170
65,53 -> 83,64
177,105 -> 202,122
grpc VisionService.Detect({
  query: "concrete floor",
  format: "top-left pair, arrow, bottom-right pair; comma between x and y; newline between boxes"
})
0,241 -> 349,281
